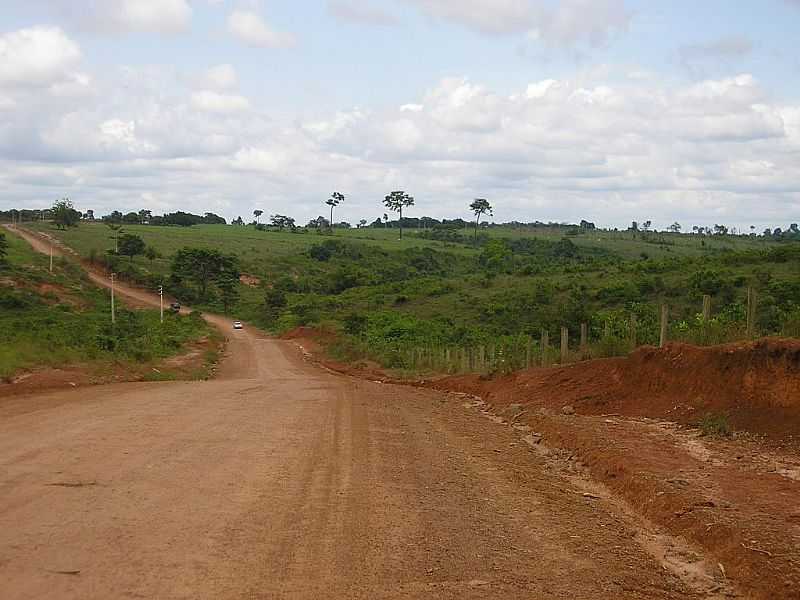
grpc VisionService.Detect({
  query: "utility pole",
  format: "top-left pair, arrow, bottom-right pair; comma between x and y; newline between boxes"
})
159,285 -> 164,323
110,273 -> 116,325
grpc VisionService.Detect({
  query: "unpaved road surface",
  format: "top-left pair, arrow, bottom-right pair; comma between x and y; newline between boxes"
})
1,228 -> 724,599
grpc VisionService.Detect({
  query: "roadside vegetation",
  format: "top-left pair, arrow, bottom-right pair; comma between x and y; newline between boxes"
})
0,229 -> 218,383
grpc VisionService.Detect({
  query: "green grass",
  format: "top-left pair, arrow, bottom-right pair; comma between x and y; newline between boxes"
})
0,229 -> 216,381
29,221 -> 800,373
698,413 -> 733,437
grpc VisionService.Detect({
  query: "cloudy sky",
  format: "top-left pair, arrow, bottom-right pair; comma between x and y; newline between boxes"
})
1,1 -> 799,228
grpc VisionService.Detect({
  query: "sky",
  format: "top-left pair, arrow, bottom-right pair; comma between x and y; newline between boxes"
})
1,0 -> 799,230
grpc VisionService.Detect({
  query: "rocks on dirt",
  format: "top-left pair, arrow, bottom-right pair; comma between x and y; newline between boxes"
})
561,405 -> 576,416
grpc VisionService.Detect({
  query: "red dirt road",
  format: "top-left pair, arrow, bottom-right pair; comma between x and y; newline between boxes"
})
1,227 -> 734,599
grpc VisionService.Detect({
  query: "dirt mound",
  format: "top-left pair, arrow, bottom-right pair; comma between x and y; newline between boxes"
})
436,338 -> 800,442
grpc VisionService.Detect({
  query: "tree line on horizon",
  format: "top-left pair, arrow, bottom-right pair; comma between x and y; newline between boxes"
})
2,197 -> 799,242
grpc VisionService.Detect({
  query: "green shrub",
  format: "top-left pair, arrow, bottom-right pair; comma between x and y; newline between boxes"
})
699,413 -> 732,437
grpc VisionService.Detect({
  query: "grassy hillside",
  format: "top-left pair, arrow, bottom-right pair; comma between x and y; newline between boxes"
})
32,221 -> 800,372
0,229 -> 218,382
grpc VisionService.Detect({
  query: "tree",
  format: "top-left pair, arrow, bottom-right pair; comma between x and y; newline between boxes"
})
270,214 -> 296,231
103,210 -> 124,224
171,248 -> 239,300
106,223 -> 124,253
217,274 -> 240,313
144,246 -> 159,262
233,216 -> 245,226
358,219 -> 367,229
668,222 -> 682,233
83,209 -> 95,221
383,191 -> 415,239
138,209 -> 152,224
253,210 -> 263,225
307,216 -> 329,229
117,234 -> 146,260
642,220 -> 652,231
117,233 -> 147,260
469,198 -> 493,240
52,198 -> 80,230
326,192 -> 344,229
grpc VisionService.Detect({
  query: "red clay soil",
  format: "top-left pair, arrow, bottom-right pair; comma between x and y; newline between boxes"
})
434,338 -> 800,444
425,339 -> 800,600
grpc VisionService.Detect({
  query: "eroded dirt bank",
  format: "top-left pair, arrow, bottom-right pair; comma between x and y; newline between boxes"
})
434,340 -> 800,442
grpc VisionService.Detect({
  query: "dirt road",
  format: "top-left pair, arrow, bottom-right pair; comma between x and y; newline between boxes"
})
0,228 -> 728,599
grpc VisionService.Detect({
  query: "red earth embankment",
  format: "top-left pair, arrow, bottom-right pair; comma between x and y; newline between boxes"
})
434,338 -> 800,443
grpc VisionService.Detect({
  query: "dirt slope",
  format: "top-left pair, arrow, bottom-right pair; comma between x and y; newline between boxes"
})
436,339 -> 800,442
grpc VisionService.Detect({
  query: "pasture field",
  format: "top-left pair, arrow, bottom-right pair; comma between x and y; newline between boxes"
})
0,228 -> 216,382
31,221 -> 800,371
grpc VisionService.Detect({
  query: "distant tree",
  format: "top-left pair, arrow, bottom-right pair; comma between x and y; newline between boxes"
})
713,224 -> 728,236
138,209 -> 152,224
357,219 -> 367,229
123,212 -> 140,224
270,214 -> 296,231
144,246 -> 159,262
264,288 -> 287,320
106,223 -> 124,253
469,198 -> 493,241
326,192 -> 344,229
383,191 -> 415,239
579,219 -> 596,230
103,210 -> 124,224
630,221 -> 639,231
171,248 -> 239,300
253,210 -> 263,225
642,220 -> 652,231
383,213 -> 389,228
117,233 -> 146,261
52,198 -> 81,230
233,216 -> 245,226
83,209 -> 95,221
217,274 -> 240,313
307,216 -> 330,229
202,212 -> 227,225
668,222 -> 682,233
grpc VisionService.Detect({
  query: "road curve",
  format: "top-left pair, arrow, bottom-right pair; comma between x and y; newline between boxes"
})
0,227 -> 705,599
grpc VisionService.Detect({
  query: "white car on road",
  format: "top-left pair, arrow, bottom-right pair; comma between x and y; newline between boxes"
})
233,321 -> 243,330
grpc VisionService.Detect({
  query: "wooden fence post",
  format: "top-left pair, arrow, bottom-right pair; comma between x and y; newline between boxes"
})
747,287 -> 757,338
541,329 -> 549,367
702,295 -> 712,321
630,314 -> 637,348
580,323 -> 588,351
560,327 -> 569,364
659,304 -> 669,348
525,336 -> 532,368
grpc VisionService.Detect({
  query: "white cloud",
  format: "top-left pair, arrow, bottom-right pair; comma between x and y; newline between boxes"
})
328,1 -> 400,26
227,10 -> 296,48
199,64 -> 238,90
402,0 -> 630,46
191,90 -> 251,113
0,26 -> 81,86
40,0 -> 192,33
0,61 -> 798,229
